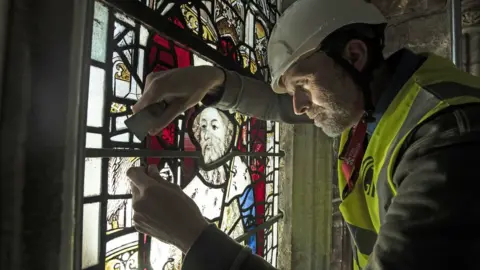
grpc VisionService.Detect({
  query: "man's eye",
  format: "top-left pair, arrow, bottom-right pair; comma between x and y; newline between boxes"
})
212,125 -> 218,130
201,124 -> 207,129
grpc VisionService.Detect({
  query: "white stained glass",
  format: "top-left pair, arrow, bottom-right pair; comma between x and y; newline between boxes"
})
137,48 -> 145,85
193,54 -> 213,66
245,10 -> 255,47
105,232 -> 138,265
87,66 -> 105,127
115,115 -> 128,130
84,158 -> 102,197
115,12 -> 136,26
111,133 -> 130,143
108,157 -> 140,195
220,200 -> 244,239
107,199 -> 133,231
225,156 -> 251,202
183,176 -> 223,220
113,22 -> 126,42
150,238 -> 183,270
84,133 -> 102,197
140,25 -> 149,46
82,203 -> 100,269
91,2 -> 108,62
112,76 -> 131,98
111,115 -> 130,143
106,232 -> 137,253
112,54 -> 141,101
160,2 -> 175,16
274,122 -> 280,142
159,163 -> 174,182
86,132 -> 102,148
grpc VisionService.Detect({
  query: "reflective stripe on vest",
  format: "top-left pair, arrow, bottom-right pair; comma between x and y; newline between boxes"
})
337,53 -> 480,269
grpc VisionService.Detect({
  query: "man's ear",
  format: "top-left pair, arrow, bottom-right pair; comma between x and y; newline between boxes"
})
342,39 -> 368,72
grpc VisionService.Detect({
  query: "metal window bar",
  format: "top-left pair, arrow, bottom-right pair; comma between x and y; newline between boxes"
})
450,0 -> 463,67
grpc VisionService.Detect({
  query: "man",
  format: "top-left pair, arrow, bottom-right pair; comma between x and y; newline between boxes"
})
192,107 -> 234,185
127,0 -> 480,269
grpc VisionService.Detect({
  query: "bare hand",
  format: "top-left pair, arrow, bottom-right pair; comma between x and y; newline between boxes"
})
127,165 -> 209,253
132,66 -> 225,135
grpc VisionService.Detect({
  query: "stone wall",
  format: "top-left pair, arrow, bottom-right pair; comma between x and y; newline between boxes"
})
375,0 -> 451,57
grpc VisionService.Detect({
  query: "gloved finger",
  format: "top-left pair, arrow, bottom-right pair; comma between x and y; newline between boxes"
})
130,182 -> 141,202
126,166 -> 157,191
147,164 -> 159,176
132,214 -> 150,233
149,98 -> 192,135
132,72 -> 170,114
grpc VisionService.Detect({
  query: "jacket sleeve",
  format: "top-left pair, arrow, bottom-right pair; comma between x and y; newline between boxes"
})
182,224 -> 277,270
365,104 -> 480,270
204,69 -> 312,124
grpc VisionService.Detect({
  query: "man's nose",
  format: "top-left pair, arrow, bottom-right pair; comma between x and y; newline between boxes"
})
293,90 -> 311,115
202,130 -> 211,140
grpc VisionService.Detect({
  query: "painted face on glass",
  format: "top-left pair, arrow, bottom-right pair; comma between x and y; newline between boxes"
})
280,41 -> 367,137
193,107 -> 233,164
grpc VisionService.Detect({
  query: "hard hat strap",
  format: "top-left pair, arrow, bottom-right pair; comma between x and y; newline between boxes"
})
318,23 -> 386,122
324,51 -> 376,123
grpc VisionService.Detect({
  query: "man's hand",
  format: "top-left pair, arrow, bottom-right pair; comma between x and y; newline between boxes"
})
127,165 -> 209,253
133,66 -> 225,135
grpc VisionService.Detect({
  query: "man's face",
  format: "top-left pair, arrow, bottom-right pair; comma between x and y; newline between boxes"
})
197,108 -> 229,163
280,41 -> 366,137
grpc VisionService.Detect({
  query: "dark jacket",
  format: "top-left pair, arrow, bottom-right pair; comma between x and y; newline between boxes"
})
183,49 -> 480,270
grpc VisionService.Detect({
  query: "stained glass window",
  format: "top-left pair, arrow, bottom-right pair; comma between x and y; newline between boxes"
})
81,0 -> 282,269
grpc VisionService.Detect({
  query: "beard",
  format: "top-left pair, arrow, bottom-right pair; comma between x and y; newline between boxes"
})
308,74 -> 364,137
310,101 -> 358,137
200,133 -> 228,163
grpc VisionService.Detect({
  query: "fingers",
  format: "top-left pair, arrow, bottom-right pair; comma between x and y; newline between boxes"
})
132,72 -> 168,114
126,166 -> 156,191
146,164 -> 165,183
130,182 -> 141,203
127,165 -> 174,191
149,98 -> 192,135
147,164 -> 159,175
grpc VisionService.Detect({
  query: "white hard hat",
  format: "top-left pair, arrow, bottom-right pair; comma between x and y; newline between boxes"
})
268,0 -> 387,93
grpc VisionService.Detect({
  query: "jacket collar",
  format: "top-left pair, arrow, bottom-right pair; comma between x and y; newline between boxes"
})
367,49 -> 426,135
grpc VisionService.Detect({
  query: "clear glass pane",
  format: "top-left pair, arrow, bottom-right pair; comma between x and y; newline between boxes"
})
82,203 -> 100,269
84,133 -> 103,197
87,66 -> 105,127
91,2 -> 108,62
84,158 -> 102,197
86,132 -> 102,148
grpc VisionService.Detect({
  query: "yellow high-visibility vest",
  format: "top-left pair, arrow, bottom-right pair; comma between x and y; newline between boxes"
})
337,53 -> 480,269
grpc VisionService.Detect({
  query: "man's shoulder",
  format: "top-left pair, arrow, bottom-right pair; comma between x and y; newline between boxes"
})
397,103 -> 480,164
